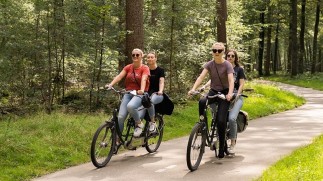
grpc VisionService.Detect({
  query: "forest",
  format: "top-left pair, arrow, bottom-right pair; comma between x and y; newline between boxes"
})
0,0 -> 322,115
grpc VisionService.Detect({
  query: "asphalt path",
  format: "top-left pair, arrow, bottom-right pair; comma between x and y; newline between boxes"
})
33,82 -> 323,181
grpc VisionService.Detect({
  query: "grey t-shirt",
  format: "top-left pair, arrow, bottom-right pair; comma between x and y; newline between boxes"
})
203,60 -> 234,91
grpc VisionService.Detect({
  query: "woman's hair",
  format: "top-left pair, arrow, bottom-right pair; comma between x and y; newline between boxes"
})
212,42 -> 226,52
147,51 -> 157,59
226,50 -> 240,67
132,48 -> 144,57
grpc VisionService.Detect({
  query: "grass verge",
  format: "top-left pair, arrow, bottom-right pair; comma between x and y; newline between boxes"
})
0,81 -> 305,181
257,73 -> 323,180
256,135 -> 323,181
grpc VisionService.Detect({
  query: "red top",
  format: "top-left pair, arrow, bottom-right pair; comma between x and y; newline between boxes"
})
124,64 -> 150,91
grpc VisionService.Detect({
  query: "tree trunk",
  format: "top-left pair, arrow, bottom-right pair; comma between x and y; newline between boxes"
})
169,0 -> 175,92
125,0 -> 144,65
273,19 -> 280,74
265,2 -> 272,76
118,0 -> 125,72
47,11 -> 52,114
258,10 -> 265,76
298,0 -> 306,74
151,0 -> 158,26
96,11 -> 106,106
216,0 -> 227,47
319,49 -> 322,72
311,0 -> 320,74
290,0 -> 298,77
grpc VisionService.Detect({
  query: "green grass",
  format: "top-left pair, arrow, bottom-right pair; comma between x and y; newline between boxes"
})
243,82 -> 305,119
0,82 -> 305,181
256,135 -> 323,181
266,72 -> 323,91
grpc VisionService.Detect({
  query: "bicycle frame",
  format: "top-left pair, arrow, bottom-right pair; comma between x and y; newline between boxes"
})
106,88 -> 164,151
91,87 -> 165,168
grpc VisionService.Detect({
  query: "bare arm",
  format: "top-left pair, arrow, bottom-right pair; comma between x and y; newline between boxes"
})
201,80 -> 211,90
137,74 -> 148,95
237,78 -> 245,95
226,73 -> 234,101
188,68 -> 208,95
158,77 -> 165,95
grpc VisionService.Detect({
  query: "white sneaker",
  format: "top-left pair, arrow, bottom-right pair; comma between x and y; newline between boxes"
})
228,145 -> 235,155
149,122 -> 157,132
133,122 -> 144,137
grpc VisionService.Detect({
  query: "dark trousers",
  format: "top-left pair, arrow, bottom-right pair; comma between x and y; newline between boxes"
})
198,90 -> 230,152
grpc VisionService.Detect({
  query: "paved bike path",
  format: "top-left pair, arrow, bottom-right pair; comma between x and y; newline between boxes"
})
33,82 -> 323,181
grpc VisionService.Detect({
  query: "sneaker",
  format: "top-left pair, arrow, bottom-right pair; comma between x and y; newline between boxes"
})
149,122 -> 157,132
228,145 -> 235,155
133,122 -> 144,137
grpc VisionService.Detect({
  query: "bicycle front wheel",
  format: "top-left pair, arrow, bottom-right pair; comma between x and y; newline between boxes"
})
145,115 -> 164,153
186,123 -> 206,171
90,122 -> 116,168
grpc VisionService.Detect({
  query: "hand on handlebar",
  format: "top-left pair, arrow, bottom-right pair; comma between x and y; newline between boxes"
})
226,93 -> 233,101
105,84 -> 113,90
188,89 -> 198,96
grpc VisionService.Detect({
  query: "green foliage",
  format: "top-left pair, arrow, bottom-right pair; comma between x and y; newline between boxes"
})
1,0 -> 321,113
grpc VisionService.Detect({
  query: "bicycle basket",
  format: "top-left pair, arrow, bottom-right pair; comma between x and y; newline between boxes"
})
236,110 -> 248,133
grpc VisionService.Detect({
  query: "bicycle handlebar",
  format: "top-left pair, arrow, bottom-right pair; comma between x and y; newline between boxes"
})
190,90 -> 248,100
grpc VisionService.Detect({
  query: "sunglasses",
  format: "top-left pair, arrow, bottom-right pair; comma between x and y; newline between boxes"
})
132,54 -> 140,58
227,54 -> 235,58
212,49 -> 224,53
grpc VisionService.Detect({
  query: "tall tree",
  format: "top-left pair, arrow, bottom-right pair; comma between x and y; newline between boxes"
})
216,0 -> 227,46
290,0 -> 298,76
298,0 -> 306,74
265,1 -> 272,76
125,0 -> 144,64
168,0 -> 176,91
311,0 -> 320,74
258,8 -> 265,76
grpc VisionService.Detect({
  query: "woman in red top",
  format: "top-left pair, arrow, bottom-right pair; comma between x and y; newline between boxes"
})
106,48 -> 150,137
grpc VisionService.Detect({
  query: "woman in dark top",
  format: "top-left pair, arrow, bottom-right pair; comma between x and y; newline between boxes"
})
146,52 -> 165,132
188,42 -> 234,158
226,50 -> 246,155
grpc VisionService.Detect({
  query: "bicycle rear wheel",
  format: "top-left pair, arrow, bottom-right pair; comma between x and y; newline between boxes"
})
186,123 -> 206,171
90,122 -> 116,168
145,115 -> 164,153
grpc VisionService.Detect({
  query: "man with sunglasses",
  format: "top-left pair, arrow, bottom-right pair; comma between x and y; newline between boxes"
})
106,48 -> 150,137
188,42 -> 234,158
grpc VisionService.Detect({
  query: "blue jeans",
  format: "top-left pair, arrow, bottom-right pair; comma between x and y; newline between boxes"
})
118,93 -> 144,132
228,96 -> 244,139
147,93 -> 164,118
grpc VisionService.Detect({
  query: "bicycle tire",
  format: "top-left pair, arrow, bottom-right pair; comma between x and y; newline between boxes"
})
145,115 -> 164,153
90,121 -> 116,168
186,123 -> 206,171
